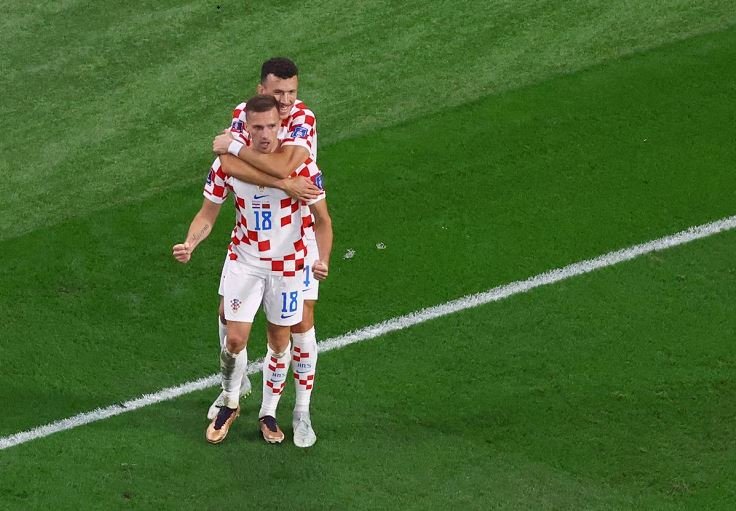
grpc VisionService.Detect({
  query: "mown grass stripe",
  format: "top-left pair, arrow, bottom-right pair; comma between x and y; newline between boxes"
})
1,213 -> 734,451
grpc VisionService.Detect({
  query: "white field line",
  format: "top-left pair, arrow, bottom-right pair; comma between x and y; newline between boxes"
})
2,214 -> 735,451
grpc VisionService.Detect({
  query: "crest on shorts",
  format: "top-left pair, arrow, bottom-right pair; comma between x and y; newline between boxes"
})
231,120 -> 244,132
230,298 -> 241,312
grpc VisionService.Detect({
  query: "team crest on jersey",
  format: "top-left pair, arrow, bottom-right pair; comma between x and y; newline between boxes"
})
230,298 -> 242,312
231,120 -> 244,132
290,125 -> 309,139
206,169 -> 215,185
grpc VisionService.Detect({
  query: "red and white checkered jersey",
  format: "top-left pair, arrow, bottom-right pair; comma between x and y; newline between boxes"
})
203,157 -> 325,276
229,99 -> 317,160
227,98 -> 320,237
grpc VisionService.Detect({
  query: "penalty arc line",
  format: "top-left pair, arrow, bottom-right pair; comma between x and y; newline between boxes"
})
2,214 -> 735,451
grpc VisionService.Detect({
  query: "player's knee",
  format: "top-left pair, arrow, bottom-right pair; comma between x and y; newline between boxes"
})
226,334 -> 247,354
266,328 -> 291,353
291,301 -> 315,333
269,337 -> 290,353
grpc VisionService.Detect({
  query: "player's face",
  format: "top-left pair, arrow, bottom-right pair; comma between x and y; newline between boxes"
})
258,74 -> 299,120
245,108 -> 280,153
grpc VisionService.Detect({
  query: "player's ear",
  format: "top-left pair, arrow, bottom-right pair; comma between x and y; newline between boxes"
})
256,83 -> 265,95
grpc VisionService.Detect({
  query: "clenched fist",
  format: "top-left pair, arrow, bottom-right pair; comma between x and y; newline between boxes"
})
172,242 -> 192,263
313,260 -> 329,281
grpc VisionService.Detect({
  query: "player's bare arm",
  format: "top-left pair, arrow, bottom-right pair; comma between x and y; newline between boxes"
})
213,132 -> 310,179
308,199 -> 333,281
172,199 -> 221,263
218,155 -> 320,202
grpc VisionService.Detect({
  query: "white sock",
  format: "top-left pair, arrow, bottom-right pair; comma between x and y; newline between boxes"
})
218,316 -> 227,349
218,317 -> 248,393
292,328 -> 318,415
220,346 -> 247,409
259,343 -> 290,418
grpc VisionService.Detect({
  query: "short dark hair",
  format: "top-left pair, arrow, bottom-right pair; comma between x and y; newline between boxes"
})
260,57 -> 298,82
244,94 -> 279,114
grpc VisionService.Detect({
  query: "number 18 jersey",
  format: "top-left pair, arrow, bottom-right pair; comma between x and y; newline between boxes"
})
204,158 -> 325,276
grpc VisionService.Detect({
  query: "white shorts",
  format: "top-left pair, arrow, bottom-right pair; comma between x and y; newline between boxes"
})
219,258 -> 304,326
302,235 -> 319,301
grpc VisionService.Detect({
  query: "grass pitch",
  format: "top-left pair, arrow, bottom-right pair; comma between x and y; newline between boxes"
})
1,1 -> 735,510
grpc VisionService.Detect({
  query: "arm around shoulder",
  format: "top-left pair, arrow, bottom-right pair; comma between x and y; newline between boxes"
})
238,145 -> 310,179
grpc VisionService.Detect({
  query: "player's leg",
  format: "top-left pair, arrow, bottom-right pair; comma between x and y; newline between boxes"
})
206,262 -> 265,444
206,319 -> 251,444
258,322 -> 292,443
218,299 -> 227,348
216,259 -> 229,349
208,264 -> 230,419
207,297 -> 252,420
258,274 -> 304,443
288,247 -> 320,447
219,321 -> 251,406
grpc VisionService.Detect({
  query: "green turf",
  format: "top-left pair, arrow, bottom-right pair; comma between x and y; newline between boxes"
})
1,1 -> 734,240
1,224 -> 734,510
2,24 -> 735,437
1,2 -> 735,510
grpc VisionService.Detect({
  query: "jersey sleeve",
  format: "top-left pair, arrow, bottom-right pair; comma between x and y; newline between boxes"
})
282,106 -> 317,156
294,158 -> 326,206
228,102 -> 252,145
229,102 -> 247,133
203,157 -> 230,204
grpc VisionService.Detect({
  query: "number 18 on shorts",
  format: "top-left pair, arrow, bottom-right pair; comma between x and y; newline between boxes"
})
221,260 -> 304,326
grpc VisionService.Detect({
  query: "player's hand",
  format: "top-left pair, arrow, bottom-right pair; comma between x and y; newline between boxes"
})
172,242 -> 192,263
280,176 -> 321,201
313,260 -> 329,281
212,130 -> 233,155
